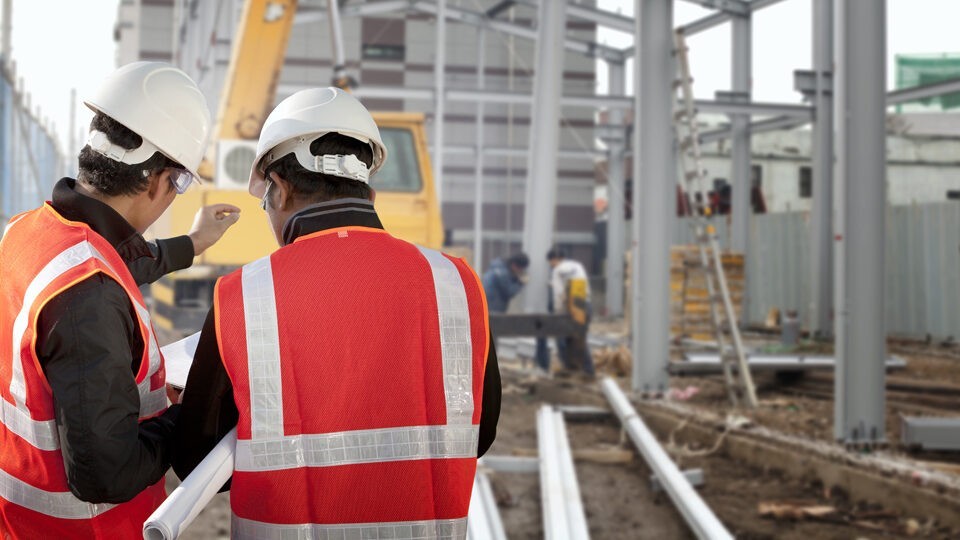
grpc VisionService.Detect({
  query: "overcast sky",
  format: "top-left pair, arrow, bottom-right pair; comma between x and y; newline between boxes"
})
3,0 -> 959,153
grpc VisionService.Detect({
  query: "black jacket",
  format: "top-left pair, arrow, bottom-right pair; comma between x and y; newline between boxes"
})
173,199 -> 502,484
34,178 -> 195,503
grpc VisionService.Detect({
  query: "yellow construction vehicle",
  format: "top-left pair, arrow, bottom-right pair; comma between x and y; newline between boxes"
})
149,0 -> 443,334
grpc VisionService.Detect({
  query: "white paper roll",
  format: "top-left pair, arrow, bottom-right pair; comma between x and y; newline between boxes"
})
143,428 -> 237,540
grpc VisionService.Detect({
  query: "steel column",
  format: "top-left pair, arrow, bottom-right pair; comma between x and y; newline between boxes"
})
473,28 -> 486,269
809,0 -> 834,338
834,0 -> 887,445
522,0 -> 565,313
605,61 -> 627,318
433,0 -> 447,203
730,15 -> 751,253
632,0 -> 674,394
1,0 -> 10,62
326,0 -> 347,82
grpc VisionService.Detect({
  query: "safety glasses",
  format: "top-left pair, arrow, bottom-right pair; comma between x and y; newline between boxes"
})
167,168 -> 197,194
259,180 -> 273,211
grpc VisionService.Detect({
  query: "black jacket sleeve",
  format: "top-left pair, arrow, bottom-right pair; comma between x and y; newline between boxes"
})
37,275 -> 180,504
477,330 -> 500,457
128,235 -> 195,286
172,308 -> 237,488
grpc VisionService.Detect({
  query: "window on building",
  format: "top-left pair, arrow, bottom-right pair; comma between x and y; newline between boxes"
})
362,44 -> 405,61
369,128 -> 422,193
799,166 -> 813,198
751,164 -> 763,189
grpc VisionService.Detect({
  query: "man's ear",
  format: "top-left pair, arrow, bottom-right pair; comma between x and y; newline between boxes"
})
145,170 -> 169,201
268,171 -> 292,211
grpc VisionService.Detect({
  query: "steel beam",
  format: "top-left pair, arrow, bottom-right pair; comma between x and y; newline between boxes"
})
834,0 -> 887,445
675,0 -> 787,36
473,27 -> 486,270
522,0 -> 564,313
698,115 -> 807,144
467,472 -> 508,540
901,417 -> 960,451
410,0 -> 625,63
433,0 -> 446,203
887,77 -> 960,106
284,83 -> 812,116
809,0 -> 834,339
488,313 -> 579,338
537,406 -> 590,540
293,0 -> 410,24
605,61 -> 627,318
602,379 -> 733,539
633,0 -> 673,394
566,2 -> 634,33
729,15 -> 752,257
678,0 -> 749,16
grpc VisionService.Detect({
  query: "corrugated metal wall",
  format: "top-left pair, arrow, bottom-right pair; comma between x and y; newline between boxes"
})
675,205 -> 960,338
0,65 -> 62,224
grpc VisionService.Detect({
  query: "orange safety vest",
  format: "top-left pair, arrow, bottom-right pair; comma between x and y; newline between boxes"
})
0,204 -> 168,539
215,226 -> 490,539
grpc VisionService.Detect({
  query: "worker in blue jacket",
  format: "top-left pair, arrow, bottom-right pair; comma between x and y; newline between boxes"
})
481,252 -> 529,313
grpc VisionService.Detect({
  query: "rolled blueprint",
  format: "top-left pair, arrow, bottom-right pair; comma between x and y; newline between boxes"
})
143,428 -> 237,540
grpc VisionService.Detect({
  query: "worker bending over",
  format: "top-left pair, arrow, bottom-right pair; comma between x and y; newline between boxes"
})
174,88 -> 501,538
548,248 -> 595,378
482,252 -> 529,314
0,62 -> 238,538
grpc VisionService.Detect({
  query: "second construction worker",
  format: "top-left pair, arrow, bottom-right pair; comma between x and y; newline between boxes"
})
174,88 -> 501,537
547,248 -> 595,377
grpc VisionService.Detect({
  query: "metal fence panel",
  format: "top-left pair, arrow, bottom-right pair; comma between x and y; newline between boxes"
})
676,205 -> 960,339
0,63 -> 62,224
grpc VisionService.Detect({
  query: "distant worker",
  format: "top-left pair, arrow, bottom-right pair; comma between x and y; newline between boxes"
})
547,248 -> 595,377
482,252 -> 530,313
174,87 -> 501,538
0,62 -> 238,538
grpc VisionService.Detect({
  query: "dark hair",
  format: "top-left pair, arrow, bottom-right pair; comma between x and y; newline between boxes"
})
77,113 -> 180,197
546,247 -> 567,261
508,252 -> 530,269
263,133 -> 374,202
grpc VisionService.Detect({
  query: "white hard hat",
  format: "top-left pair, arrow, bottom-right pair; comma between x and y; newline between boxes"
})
248,87 -> 387,198
83,62 -> 211,180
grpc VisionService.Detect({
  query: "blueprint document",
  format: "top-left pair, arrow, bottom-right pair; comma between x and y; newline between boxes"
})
160,332 -> 201,389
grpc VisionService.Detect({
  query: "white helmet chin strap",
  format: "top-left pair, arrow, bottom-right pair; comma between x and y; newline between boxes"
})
85,130 -> 160,165
261,135 -> 372,184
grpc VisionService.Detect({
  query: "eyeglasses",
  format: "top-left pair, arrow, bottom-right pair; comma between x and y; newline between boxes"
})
167,168 -> 197,194
259,180 -> 272,211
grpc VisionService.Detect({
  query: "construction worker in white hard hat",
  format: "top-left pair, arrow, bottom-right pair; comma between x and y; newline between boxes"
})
174,87 -> 501,537
0,62 -> 239,539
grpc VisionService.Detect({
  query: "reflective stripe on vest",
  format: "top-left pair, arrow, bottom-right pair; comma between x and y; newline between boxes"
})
0,464 -> 116,519
231,515 -> 469,539
3,240 -> 165,451
234,424 -> 479,472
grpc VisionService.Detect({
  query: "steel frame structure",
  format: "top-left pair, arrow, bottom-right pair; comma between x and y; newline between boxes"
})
291,1 -> 958,443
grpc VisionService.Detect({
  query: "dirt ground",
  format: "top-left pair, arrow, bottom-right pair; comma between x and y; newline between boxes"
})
158,327 -> 960,539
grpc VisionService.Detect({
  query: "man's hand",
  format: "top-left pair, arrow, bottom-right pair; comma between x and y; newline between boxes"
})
166,383 -> 183,405
188,204 -> 241,256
